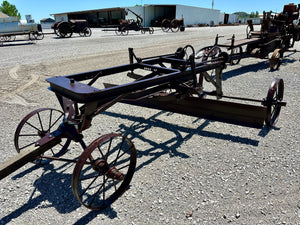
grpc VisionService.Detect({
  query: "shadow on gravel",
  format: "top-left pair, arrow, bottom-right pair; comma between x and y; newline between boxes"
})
1,163 -> 83,224
103,110 -> 259,173
222,58 -> 297,81
0,41 -> 36,48
1,110 -> 260,224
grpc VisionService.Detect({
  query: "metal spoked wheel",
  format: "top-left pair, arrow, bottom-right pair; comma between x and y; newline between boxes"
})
201,46 -> 222,82
265,78 -> 284,127
230,46 -> 242,65
83,27 -> 92,37
58,23 -> 73,38
14,108 -> 71,165
170,22 -> 179,33
121,27 -> 129,36
29,31 -> 38,40
72,133 -> 136,210
270,48 -> 283,70
115,27 -> 122,36
161,19 -> 170,32
195,46 -> 213,61
149,27 -> 154,34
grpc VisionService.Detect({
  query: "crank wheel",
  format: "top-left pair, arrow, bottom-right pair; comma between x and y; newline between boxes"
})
270,49 -> 283,70
72,133 -> 136,210
265,79 -> 284,127
230,46 -> 242,65
14,108 -> 71,165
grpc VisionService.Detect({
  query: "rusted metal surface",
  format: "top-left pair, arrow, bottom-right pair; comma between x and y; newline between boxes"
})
52,20 -> 92,38
196,3 -> 300,70
161,18 -> 185,32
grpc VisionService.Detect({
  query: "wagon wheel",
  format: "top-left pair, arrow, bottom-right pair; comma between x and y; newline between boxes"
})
29,31 -> 38,40
72,133 -> 136,210
265,79 -> 284,127
120,27 -> 129,36
115,27 -> 122,36
161,19 -> 170,32
58,23 -> 73,38
14,108 -> 71,165
170,21 -> 180,33
201,46 -> 222,82
230,46 -> 242,65
195,46 -> 212,61
8,35 -> 16,41
270,49 -> 283,70
149,27 -> 154,34
37,32 -> 44,40
83,27 -> 92,37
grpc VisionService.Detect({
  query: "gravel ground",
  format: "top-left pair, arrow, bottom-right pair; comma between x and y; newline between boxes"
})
0,26 -> 299,225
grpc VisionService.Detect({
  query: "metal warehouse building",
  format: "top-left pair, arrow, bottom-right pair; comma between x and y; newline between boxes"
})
51,4 -> 222,27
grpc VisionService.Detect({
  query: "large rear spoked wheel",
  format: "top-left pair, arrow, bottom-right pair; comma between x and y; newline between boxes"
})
72,133 -> 136,210
265,79 -> 284,127
14,108 -> 71,165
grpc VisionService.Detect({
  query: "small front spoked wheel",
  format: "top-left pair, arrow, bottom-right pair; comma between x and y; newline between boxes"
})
72,133 -> 136,210
14,108 -> 71,165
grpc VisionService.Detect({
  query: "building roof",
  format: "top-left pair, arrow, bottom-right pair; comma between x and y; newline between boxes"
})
0,12 -> 9,18
40,18 -> 55,23
51,7 -> 125,16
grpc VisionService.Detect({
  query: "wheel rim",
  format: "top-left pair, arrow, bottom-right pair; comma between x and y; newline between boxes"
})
202,46 -> 221,82
265,79 -> 284,126
14,108 -> 71,165
270,49 -> 283,70
72,133 -> 136,210
84,27 -> 92,37
230,46 -> 242,65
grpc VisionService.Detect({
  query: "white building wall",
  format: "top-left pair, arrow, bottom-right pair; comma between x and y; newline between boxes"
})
228,14 -> 239,23
176,5 -> 220,26
54,14 -> 68,22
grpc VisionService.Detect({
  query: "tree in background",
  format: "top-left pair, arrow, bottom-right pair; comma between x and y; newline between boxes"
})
0,0 -> 21,19
249,11 -> 259,18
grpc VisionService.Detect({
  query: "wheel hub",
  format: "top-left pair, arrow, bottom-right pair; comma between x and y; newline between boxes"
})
93,159 -> 124,181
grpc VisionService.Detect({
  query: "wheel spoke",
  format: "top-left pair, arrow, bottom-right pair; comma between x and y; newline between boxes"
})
25,121 -> 43,133
80,173 -> 101,197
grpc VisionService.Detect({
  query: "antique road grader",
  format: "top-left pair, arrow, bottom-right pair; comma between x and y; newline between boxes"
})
0,44 -> 286,210
195,3 -> 300,70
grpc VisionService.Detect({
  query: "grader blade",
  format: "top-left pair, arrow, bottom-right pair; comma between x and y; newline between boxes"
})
122,95 -> 267,128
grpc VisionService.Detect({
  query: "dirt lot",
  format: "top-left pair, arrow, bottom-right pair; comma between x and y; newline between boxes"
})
0,26 -> 299,224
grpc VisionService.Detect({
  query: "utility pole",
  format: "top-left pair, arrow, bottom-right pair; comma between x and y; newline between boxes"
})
212,0 -> 214,9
